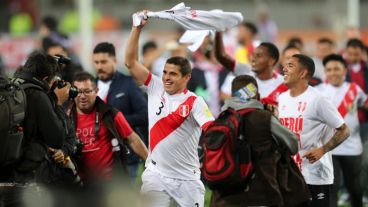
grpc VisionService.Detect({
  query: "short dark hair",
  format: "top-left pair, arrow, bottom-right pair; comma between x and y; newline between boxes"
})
287,37 -> 303,48
22,51 -> 60,82
292,54 -> 315,78
93,42 -> 116,57
318,37 -> 334,46
282,44 -> 300,54
42,37 -> 66,53
259,42 -> 280,66
166,56 -> 192,76
42,16 -> 58,32
142,41 -> 158,55
323,54 -> 346,67
346,38 -> 365,50
241,22 -> 258,36
231,75 -> 258,94
72,71 -> 97,88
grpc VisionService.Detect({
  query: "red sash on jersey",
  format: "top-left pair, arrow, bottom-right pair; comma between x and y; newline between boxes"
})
337,83 -> 358,118
261,83 -> 288,105
149,96 -> 197,152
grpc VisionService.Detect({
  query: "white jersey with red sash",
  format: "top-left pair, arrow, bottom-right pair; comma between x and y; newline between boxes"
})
233,62 -> 288,105
317,82 -> 367,155
142,73 -> 214,180
278,86 -> 344,185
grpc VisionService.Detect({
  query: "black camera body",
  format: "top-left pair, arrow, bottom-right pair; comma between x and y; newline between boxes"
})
51,55 -> 78,100
53,54 -> 72,65
53,76 -> 79,100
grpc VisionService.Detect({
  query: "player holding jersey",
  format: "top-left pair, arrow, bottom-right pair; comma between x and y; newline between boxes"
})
214,31 -> 287,106
124,12 -> 214,207
278,54 -> 350,207
317,54 -> 368,207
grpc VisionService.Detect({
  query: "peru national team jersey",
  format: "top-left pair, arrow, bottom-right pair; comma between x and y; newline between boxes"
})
233,62 -> 288,105
278,86 -> 344,185
142,73 -> 214,180
317,82 -> 367,156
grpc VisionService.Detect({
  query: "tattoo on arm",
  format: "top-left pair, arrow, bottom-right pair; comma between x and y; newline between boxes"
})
322,124 -> 349,153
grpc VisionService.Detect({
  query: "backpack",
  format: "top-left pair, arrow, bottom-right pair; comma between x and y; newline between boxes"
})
0,76 -> 40,166
201,107 -> 255,191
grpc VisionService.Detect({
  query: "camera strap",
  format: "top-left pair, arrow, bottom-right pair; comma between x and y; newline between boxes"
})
95,112 -> 100,138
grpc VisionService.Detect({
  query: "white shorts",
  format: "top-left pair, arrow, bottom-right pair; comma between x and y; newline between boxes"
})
140,168 -> 205,207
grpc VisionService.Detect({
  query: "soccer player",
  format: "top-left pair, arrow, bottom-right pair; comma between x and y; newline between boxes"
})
278,54 -> 350,207
124,12 -> 214,207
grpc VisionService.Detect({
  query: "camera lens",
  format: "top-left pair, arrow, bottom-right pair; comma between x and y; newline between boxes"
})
68,86 -> 79,99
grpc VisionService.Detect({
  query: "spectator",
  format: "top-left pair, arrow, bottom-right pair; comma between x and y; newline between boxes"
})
287,37 -> 304,53
312,38 -> 335,81
188,35 -> 228,116
276,44 -> 301,75
257,10 -> 278,43
234,21 -> 259,64
344,38 -> 368,143
92,42 -> 148,184
42,37 -> 83,83
317,54 -> 366,207
70,71 -> 148,182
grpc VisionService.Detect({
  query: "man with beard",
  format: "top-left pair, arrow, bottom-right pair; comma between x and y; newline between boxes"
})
92,42 -> 148,184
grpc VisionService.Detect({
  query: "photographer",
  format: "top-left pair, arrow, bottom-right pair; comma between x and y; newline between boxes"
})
12,52 -> 67,182
0,51 -> 70,207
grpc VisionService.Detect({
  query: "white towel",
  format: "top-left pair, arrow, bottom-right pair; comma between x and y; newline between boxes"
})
179,30 -> 211,52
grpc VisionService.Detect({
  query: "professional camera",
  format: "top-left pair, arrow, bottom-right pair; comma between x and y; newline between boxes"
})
53,76 -> 79,99
53,54 -> 72,65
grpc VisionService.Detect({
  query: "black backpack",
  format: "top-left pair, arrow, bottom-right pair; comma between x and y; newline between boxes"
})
201,108 -> 255,191
0,76 -> 40,166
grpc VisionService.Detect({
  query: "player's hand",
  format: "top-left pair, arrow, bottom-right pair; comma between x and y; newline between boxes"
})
264,103 -> 279,117
303,147 -> 325,164
134,10 -> 149,28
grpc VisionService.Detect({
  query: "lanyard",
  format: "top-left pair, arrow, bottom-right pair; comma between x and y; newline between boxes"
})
95,112 -> 99,138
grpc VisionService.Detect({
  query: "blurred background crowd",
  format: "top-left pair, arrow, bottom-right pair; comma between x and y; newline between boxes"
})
0,0 -> 367,76
0,0 -> 367,206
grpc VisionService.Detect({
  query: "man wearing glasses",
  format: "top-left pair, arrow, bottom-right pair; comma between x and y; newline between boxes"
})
70,71 -> 148,184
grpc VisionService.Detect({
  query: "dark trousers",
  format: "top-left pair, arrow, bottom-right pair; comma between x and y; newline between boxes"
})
308,184 -> 332,207
331,155 -> 362,207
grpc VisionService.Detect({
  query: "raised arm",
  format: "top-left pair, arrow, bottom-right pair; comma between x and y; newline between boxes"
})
124,15 -> 150,86
214,32 -> 236,71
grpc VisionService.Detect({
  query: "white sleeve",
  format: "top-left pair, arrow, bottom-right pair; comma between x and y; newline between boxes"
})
233,62 -> 252,76
220,73 -> 235,95
192,96 -> 215,128
316,96 -> 345,129
141,73 -> 164,96
356,85 -> 368,107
